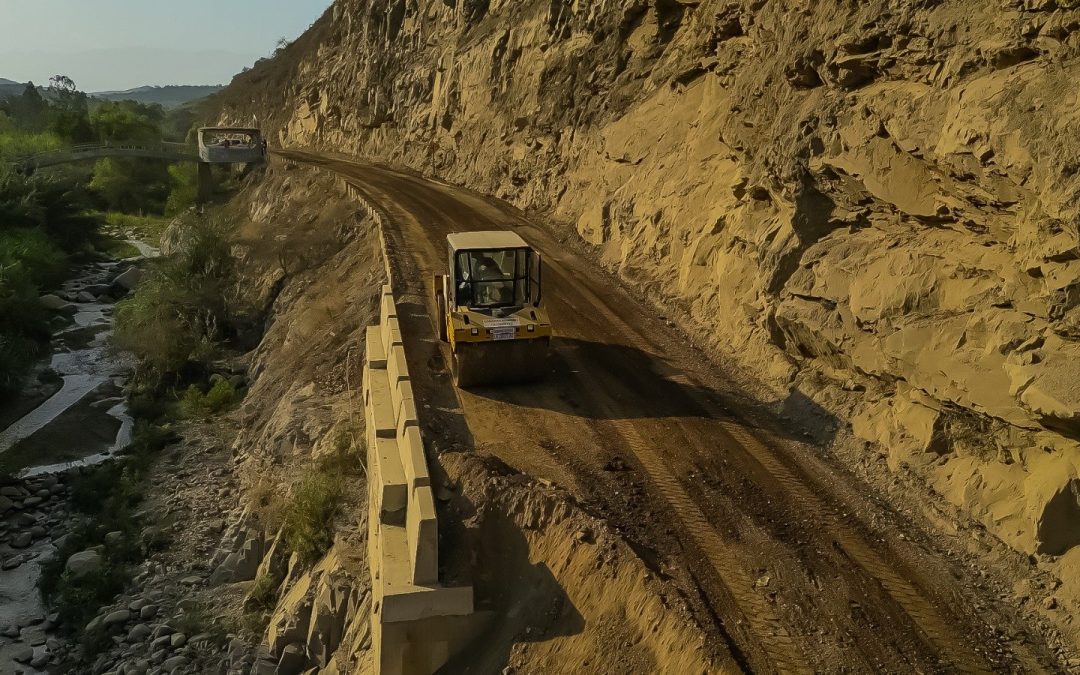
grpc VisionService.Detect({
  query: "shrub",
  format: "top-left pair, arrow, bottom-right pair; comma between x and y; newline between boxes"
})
0,168 -> 99,250
0,297 -> 52,394
246,573 -> 279,613
0,227 -> 68,394
52,558 -> 132,643
178,379 -> 239,419
0,130 -> 65,160
165,163 -> 199,215
113,215 -> 238,383
39,423 -> 171,639
281,467 -> 345,565
113,273 -> 217,378
38,514 -> 138,640
0,226 -> 68,288
102,211 -> 170,244
96,238 -> 141,260
0,165 -> 101,393
89,157 -> 170,213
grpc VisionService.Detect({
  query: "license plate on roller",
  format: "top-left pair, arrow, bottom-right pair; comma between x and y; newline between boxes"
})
491,327 -> 515,341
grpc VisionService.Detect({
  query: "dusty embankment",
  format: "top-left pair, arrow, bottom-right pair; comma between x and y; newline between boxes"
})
36,164 -> 721,674
211,0 -> 1080,648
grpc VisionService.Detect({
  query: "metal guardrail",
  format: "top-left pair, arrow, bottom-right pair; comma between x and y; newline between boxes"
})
10,138 -> 269,171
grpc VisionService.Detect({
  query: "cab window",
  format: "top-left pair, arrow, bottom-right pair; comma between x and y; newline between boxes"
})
455,249 -> 529,308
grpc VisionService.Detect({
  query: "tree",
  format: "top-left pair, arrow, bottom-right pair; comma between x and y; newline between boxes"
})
48,75 -> 76,95
89,157 -> 170,213
46,75 -> 92,143
3,83 -> 49,132
89,158 -> 142,211
165,164 -> 199,215
161,106 -> 197,143
90,101 -> 161,144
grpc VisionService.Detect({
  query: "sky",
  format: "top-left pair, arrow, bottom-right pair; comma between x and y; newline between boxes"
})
0,0 -> 332,91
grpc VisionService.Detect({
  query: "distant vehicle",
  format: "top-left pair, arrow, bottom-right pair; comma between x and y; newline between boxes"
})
433,231 -> 552,387
197,127 -> 266,164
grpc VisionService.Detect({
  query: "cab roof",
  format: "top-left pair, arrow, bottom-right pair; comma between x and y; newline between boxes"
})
447,231 -> 530,251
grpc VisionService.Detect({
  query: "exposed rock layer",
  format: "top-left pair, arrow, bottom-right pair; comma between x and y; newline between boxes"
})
215,0 -> 1080,565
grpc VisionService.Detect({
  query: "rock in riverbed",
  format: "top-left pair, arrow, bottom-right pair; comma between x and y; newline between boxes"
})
112,267 -> 143,291
10,532 -> 32,549
65,549 -> 103,578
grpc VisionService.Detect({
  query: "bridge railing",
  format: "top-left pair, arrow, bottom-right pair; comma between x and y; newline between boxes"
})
9,140 -> 271,171
12,141 -> 201,170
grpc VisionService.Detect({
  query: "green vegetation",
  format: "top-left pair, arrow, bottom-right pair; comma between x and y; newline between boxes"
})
241,572 -> 280,633
165,163 -> 199,215
96,237 -> 141,260
0,129 -> 65,161
247,573 -> 279,612
1,77 -> 91,143
0,166 -> 99,394
173,603 -> 218,640
0,76 -> 205,396
38,422 -> 174,648
89,157 -> 169,213
178,378 -> 240,419
281,465 -> 346,565
101,211 -> 171,242
113,215 -> 240,383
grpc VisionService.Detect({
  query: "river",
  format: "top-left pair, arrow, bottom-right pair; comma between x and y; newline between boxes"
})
0,240 -> 156,672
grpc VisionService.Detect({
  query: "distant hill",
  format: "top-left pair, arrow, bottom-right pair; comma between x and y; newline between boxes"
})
91,85 -> 223,109
0,78 -> 38,100
1,79 -> 221,108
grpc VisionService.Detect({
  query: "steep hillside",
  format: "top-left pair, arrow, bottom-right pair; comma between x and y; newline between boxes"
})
212,0 -> 1080,631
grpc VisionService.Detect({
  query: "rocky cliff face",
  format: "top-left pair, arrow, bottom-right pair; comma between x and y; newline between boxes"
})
215,0 -> 1080,568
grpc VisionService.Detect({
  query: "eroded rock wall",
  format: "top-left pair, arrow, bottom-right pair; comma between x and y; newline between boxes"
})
214,0 -> 1080,560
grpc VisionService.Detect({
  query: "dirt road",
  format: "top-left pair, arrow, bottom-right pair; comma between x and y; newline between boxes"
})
281,150 -> 1060,673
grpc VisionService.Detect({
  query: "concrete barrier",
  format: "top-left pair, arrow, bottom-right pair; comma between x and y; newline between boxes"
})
308,163 -> 483,673
363,283 -> 474,674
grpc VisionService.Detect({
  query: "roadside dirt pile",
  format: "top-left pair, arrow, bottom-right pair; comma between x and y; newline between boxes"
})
213,0 -> 1080,578
437,452 -> 724,673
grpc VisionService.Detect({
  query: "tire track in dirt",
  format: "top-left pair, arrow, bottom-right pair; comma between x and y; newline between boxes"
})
605,418 -> 808,673
718,422 -> 990,674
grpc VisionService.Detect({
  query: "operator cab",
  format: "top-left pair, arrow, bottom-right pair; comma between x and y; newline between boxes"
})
447,231 -> 542,315
434,230 -> 551,387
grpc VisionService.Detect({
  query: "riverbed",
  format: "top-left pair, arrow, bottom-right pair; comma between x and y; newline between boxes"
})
0,242 -> 155,672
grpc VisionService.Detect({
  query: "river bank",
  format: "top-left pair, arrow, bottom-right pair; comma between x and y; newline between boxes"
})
0,239 -> 156,672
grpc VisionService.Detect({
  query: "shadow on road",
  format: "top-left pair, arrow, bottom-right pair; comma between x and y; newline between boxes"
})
393,299 -> 477,452
436,457 -> 586,673
462,336 -> 839,446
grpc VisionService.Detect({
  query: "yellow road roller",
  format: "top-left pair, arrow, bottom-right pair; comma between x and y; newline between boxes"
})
433,231 -> 552,387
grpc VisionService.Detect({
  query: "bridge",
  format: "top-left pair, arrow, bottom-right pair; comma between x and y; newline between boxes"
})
13,128 -> 266,173
17,141 -> 200,171
11,128 -> 267,202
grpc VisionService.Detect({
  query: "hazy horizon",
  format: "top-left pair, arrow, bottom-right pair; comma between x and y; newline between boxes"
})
0,0 -> 331,91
